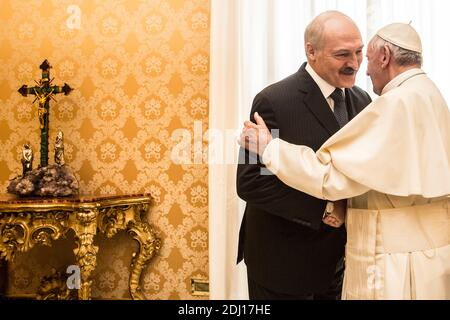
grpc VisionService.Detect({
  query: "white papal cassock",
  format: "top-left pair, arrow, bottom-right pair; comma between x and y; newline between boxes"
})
262,68 -> 450,300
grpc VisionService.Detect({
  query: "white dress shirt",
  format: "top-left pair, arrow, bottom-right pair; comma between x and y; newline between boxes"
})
305,63 -> 344,112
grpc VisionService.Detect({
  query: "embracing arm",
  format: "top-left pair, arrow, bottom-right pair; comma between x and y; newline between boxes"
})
262,138 -> 370,201
240,110 -> 370,201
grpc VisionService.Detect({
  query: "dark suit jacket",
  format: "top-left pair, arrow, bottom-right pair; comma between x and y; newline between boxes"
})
236,63 -> 372,295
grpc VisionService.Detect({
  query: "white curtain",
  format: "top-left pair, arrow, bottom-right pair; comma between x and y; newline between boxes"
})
209,0 -> 450,300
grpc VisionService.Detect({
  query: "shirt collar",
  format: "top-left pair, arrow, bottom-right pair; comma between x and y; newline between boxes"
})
381,68 -> 426,95
305,63 -> 343,99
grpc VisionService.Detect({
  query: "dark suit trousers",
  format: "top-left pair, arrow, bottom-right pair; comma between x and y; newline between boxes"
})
247,257 -> 345,300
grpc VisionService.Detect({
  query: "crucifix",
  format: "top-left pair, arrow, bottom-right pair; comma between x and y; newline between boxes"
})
18,60 -> 73,167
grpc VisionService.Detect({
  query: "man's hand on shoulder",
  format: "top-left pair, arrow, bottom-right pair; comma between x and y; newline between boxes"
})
239,112 -> 273,156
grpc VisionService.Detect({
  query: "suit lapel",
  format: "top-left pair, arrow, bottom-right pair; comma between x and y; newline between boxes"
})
296,64 -> 341,136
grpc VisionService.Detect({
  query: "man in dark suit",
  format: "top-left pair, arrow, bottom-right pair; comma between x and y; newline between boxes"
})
236,11 -> 372,299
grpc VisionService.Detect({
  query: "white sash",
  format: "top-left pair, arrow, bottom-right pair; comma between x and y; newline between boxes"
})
342,199 -> 449,299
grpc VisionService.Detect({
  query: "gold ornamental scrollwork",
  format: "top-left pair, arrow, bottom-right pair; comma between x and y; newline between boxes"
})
0,194 -> 160,300
0,211 -> 70,261
98,206 -> 128,238
0,219 -> 26,261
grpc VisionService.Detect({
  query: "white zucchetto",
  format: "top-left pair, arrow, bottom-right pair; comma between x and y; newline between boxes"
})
376,22 -> 422,53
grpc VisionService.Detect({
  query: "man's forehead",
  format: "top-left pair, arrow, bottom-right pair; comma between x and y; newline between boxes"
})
326,40 -> 364,52
322,29 -> 362,45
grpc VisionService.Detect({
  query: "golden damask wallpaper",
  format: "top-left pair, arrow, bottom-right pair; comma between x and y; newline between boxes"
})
0,0 -> 209,299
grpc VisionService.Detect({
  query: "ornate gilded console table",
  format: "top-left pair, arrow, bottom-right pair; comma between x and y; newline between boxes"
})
0,194 -> 161,300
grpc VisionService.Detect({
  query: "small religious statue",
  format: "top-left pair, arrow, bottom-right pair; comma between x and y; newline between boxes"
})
21,143 -> 33,175
54,131 -> 65,166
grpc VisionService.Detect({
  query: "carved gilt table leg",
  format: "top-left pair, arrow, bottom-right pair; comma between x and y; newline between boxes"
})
127,203 -> 160,300
98,201 -> 160,300
72,210 -> 98,300
127,219 -> 161,300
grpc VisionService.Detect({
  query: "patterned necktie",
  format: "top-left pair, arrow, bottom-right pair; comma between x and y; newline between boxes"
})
330,88 -> 349,128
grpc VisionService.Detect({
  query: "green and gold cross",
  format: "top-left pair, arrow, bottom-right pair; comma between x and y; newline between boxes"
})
18,60 -> 73,167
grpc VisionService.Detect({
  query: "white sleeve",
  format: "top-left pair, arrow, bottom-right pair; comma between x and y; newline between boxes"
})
262,138 -> 370,200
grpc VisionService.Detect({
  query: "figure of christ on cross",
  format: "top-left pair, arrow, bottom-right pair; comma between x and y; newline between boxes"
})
18,60 -> 73,167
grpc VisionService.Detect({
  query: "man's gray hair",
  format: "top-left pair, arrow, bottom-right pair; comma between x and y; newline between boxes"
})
371,35 -> 423,67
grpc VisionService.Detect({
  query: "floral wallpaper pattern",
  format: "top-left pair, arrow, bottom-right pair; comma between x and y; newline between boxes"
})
0,0 -> 209,299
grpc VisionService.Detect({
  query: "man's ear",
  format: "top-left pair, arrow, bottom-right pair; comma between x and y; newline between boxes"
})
381,44 -> 391,69
305,42 -> 316,61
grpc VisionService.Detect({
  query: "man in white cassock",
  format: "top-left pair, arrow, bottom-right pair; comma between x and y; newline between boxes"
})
239,22 -> 450,300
